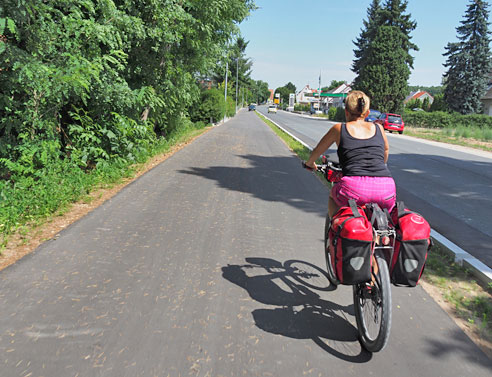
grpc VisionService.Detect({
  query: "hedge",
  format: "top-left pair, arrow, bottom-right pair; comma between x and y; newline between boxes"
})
403,111 -> 492,130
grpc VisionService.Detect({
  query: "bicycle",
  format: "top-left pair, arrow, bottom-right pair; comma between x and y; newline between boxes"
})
303,157 -> 394,352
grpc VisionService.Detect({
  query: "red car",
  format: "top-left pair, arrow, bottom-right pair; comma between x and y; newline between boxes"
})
375,113 -> 404,134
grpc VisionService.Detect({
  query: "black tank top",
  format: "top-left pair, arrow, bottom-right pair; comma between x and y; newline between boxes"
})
337,123 -> 392,177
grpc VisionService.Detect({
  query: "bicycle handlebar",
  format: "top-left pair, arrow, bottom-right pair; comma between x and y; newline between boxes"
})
302,155 -> 342,182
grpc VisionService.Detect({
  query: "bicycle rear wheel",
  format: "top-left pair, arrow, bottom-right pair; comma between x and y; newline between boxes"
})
324,212 -> 339,287
353,253 -> 392,352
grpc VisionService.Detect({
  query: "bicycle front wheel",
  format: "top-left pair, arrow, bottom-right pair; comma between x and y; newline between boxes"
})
353,254 -> 392,352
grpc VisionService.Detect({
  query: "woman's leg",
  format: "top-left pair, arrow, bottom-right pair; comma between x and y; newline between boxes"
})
328,195 -> 340,219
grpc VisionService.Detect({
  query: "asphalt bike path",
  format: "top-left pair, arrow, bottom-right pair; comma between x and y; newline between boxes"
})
0,111 -> 490,376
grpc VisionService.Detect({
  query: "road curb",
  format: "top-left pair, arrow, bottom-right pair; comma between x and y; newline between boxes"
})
260,111 -> 492,286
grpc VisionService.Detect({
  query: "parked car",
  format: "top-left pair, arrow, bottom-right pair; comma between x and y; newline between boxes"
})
268,105 -> 277,114
375,113 -> 404,134
365,109 -> 381,122
248,103 -> 256,111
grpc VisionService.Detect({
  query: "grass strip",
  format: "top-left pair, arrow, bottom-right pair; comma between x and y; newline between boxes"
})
404,126 -> 492,152
256,110 -> 492,351
424,242 -> 492,346
256,112 -> 312,161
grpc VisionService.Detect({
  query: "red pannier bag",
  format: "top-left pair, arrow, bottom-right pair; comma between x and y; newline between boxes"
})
389,201 -> 432,287
328,200 -> 373,285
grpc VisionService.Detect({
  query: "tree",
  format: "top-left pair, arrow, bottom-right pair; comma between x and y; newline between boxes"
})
443,0 -> 492,114
352,0 -> 418,113
351,0 -> 382,88
429,93 -> 449,112
274,82 -> 296,104
322,80 -> 345,92
284,82 -> 296,94
421,96 -> 430,111
250,80 -> 271,104
0,0 -> 255,173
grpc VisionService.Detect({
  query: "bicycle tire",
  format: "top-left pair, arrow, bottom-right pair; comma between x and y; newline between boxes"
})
324,212 -> 339,287
353,253 -> 392,352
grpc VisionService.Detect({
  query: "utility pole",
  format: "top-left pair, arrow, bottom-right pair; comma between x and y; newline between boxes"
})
224,60 -> 228,101
224,60 -> 228,123
235,57 -> 239,112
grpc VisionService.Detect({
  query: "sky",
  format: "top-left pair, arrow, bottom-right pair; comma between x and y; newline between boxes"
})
239,0 -> 492,91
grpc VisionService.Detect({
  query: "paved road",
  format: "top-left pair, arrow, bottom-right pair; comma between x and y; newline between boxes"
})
0,111 -> 490,376
259,106 -> 492,269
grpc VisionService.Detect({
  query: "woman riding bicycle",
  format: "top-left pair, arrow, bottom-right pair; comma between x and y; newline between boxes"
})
305,90 -> 396,217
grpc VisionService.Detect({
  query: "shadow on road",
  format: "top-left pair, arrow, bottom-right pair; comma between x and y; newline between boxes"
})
178,154 -> 328,218
221,257 -> 373,362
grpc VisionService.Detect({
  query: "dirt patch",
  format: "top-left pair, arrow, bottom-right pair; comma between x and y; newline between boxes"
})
0,128 -> 211,271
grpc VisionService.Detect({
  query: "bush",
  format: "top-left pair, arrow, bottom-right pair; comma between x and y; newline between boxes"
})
226,96 -> 236,117
403,111 -> 492,130
294,104 -> 310,112
327,107 -> 337,120
192,88 -> 226,124
334,107 -> 346,122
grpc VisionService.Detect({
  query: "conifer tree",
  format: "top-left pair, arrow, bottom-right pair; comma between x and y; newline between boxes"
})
352,0 -> 417,113
351,0 -> 382,88
443,0 -> 492,114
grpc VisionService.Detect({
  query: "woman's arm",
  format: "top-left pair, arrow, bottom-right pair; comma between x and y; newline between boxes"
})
379,124 -> 389,163
305,123 -> 341,168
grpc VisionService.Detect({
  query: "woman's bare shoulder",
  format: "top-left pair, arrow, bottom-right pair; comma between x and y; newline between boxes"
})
332,123 -> 343,131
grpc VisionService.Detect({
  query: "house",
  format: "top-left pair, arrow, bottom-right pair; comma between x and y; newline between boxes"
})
480,75 -> 492,115
296,85 -> 316,105
404,90 -> 434,106
322,83 -> 351,111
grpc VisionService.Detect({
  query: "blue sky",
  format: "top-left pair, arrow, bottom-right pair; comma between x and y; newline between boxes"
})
239,0 -> 492,91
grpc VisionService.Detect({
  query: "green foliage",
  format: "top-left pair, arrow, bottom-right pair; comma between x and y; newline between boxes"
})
0,0 -> 258,238
321,80 -> 345,92
443,1 -> 492,114
327,107 -> 337,120
294,104 -> 311,112
334,107 -> 346,122
408,86 -> 444,97
352,0 -> 382,80
429,93 -> 449,112
275,82 -> 296,105
403,110 -> 492,132
405,98 -> 423,109
327,107 -> 345,122
191,88 -> 226,124
250,80 -> 270,104
352,0 -> 418,113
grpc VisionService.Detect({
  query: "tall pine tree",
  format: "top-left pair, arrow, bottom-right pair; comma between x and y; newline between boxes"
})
443,0 -> 492,114
351,0 -> 382,89
352,0 -> 417,113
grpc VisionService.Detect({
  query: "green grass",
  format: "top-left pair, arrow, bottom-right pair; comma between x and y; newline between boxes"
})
404,126 -> 492,152
256,112 -> 312,161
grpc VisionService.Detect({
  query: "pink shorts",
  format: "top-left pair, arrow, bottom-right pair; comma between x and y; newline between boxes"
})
331,176 -> 396,211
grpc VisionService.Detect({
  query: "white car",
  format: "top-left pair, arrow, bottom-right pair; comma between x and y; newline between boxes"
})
268,105 -> 277,114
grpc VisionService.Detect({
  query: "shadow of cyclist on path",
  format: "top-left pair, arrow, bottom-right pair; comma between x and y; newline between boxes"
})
221,257 -> 372,362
